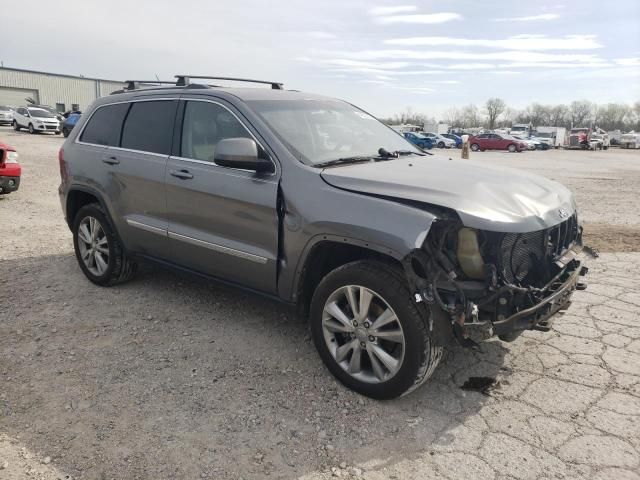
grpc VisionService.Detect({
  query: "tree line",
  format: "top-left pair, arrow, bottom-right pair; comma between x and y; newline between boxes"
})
381,100 -> 640,132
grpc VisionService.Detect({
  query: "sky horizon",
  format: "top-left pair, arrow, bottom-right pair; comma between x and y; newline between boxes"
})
3,0 -> 639,118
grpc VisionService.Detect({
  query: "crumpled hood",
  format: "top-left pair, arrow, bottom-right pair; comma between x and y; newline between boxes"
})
320,156 -> 576,233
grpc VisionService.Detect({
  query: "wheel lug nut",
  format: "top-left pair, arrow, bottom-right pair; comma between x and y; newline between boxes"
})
368,335 -> 375,342
363,322 -> 370,328
360,341 -> 366,348
352,320 -> 358,327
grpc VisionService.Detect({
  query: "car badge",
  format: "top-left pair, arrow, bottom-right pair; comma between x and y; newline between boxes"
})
558,208 -> 569,219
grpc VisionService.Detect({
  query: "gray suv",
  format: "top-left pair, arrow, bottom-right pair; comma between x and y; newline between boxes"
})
59,76 -> 587,399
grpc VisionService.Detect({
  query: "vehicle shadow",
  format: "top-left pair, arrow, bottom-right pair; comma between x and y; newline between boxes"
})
0,253 -> 512,479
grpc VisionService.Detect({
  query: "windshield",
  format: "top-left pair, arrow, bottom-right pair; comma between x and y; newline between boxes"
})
0,106 -> 12,112
28,108 -> 55,118
247,99 -> 422,165
535,132 -> 552,138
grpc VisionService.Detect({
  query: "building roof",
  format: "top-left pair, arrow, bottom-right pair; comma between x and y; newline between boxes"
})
0,66 -> 122,84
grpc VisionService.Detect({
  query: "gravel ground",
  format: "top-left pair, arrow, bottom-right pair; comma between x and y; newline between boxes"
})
1,127 -> 639,480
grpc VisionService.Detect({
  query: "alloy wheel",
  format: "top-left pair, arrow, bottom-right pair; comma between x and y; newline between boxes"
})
321,285 -> 405,384
77,216 -> 109,276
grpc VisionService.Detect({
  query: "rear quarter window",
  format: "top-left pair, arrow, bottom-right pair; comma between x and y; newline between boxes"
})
121,101 -> 177,155
80,103 -> 129,146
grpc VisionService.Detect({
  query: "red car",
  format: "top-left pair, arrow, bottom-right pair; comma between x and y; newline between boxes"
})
0,141 -> 21,194
469,133 -> 526,153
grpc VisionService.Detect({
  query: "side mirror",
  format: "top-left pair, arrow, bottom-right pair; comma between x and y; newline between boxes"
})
214,137 -> 274,173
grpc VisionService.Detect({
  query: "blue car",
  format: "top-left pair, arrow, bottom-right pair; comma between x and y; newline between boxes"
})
441,133 -> 462,148
62,113 -> 81,138
403,132 -> 433,149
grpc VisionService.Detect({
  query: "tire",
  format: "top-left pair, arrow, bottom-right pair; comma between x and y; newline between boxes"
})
310,260 -> 443,399
55,130 -> 61,135
62,128 -> 70,138
507,144 -> 517,153
12,120 -> 20,131
72,203 -> 137,286
603,146 -> 608,150
28,123 -> 36,134
437,141 -> 444,148
470,143 -> 480,152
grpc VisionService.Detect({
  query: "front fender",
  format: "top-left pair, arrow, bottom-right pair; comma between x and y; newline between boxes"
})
276,173 -> 438,301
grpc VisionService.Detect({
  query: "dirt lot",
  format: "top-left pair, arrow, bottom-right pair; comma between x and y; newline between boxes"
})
1,127 -> 639,480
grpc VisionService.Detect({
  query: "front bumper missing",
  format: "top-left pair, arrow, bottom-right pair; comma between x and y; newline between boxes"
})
492,260 -> 585,336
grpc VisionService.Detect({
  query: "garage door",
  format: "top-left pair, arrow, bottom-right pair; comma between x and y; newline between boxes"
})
0,87 -> 39,108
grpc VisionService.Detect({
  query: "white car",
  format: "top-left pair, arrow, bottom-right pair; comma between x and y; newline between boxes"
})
620,132 -> 640,149
12,106 -> 61,134
422,132 -> 456,148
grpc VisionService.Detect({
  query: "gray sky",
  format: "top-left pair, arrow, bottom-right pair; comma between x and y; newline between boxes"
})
3,0 -> 639,117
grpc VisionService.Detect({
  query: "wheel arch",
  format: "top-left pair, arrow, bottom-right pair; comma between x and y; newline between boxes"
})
293,236 -> 405,318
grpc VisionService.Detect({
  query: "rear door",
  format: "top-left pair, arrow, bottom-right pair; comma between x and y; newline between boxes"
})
165,98 -> 279,293
76,99 -> 176,257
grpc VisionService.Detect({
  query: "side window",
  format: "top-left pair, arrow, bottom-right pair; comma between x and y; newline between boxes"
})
80,103 -> 129,146
181,101 -> 252,163
121,101 -> 176,154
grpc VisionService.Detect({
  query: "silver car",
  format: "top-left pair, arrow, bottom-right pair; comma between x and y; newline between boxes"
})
0,105 -> 14,125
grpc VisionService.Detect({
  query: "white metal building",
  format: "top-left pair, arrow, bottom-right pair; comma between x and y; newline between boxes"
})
0,67 -> 123,112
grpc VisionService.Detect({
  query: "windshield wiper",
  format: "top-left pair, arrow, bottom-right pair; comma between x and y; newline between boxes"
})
395,149 -> 427,156
314,156 -> 375,168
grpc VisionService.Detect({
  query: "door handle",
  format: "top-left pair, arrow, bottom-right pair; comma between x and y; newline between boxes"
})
102,156 -> 120,165
170,169 -> 194,180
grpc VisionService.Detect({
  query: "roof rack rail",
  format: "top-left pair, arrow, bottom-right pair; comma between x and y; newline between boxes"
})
123,80 -> 178,90
175,75 -> 283,90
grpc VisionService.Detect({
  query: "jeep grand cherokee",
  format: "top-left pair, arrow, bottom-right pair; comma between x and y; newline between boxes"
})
58,76 -> 587,399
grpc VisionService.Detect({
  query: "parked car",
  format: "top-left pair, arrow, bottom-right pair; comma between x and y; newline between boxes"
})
13,107 -> 61,134
441,133 -> 462,148
421,132 -> 456,148
62,113 -> 82,138
59,75 -> 587,399
512,135 -> 539,150
0,141 -> 21,194
402,131 -> 433,149
469,133 -> 526,152
620,132 -> 640,149
529,136 -> 551,150
0,106 -> 14,126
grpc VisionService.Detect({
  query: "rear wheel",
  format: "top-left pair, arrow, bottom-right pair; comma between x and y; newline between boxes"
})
72,203 -> 137,286
508,144 -> 517,152
310,261 -> 443,399
62,128 -> 70,138
470,143 -> 480,151
12,120 -> 20,131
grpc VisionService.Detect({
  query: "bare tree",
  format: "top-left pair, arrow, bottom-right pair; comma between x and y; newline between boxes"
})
484,98 -> 506,130
461,104 -> 480,127
549,105 -> 568,126
569,100 -> 593,127
443,107 -> 463,127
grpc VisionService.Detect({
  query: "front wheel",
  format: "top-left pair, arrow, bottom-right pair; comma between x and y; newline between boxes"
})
72,203 -> 137,286
508,144 -> 517,152
13,120 -> 20,131
28,123 -> 36,134
310,261 -> 443,399
55,130 -> 61,135
470,143 -> 480,152
437,141 -> 444,148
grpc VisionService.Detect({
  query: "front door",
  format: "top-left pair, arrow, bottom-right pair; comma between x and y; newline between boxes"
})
165,98 -> 279,293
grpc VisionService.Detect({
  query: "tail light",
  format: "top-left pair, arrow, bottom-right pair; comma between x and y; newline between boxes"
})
58,147 -> 68,181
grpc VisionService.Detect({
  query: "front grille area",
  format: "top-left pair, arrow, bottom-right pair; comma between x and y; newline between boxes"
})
500,214 -> 579,286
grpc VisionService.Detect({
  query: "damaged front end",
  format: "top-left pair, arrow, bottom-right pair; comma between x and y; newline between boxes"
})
402,213 -> 588,348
